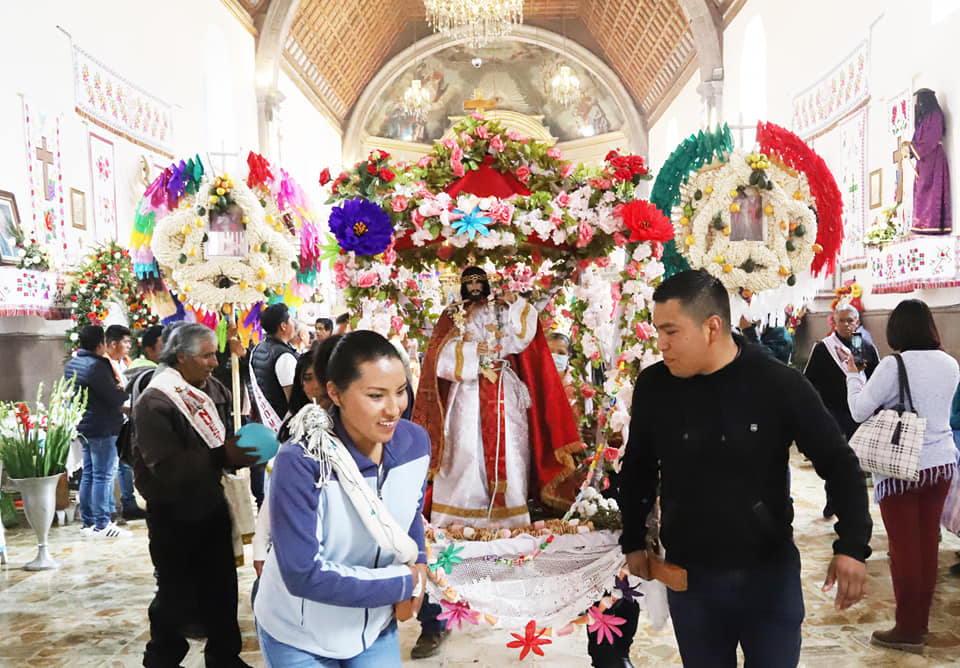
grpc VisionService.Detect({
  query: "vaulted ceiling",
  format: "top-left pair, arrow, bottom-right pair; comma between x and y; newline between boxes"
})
236,0 -> 743,127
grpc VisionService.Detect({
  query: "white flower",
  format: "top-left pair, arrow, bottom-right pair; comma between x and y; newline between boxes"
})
17,249 -> 26,258
70,332 -> 79,341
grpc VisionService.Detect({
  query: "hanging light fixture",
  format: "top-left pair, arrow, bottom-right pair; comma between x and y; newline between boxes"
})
401,79 -> 432,120
423,0 -> 523,49
551,13 -> 580,107
551,65 -> 581,106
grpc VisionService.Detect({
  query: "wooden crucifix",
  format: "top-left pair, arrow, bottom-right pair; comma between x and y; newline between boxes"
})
35,136 -> 55,201
891,136 -> 920,203
463,88 -> 497,114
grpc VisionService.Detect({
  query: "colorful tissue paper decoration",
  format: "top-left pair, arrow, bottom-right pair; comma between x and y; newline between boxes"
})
506,620 -> 553,660
438,600 -> 481,631
587,605 -> 627,645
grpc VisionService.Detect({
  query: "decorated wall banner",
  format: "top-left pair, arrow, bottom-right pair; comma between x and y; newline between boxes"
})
89,132 -> 118,241
21,98 -> 68,266
72,44 -> 173,156
0,267 -> 67,319
839,108 -> 867,267
791,40 -> 869,138
869,235 -> 960,293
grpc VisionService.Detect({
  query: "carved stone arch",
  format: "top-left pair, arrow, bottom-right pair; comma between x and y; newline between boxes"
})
343,24 -> 648,165
254,0 -> 300,156
677,0 -> 725,124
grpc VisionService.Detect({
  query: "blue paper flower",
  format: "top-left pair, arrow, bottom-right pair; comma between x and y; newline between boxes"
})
451,206 -> 493,241
328,198 -> 393,256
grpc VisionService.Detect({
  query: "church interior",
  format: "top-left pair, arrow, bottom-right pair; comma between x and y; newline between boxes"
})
1,0 -> 960,666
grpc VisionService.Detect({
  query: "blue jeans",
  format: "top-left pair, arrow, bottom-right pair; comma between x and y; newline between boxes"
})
257,621 -> 400,668
79,436 -> 118,530
666,545 -> 804,668
116,459 -> 137,513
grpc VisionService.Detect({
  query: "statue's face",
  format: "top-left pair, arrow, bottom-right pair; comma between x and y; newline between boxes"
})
463,276 -> 488,302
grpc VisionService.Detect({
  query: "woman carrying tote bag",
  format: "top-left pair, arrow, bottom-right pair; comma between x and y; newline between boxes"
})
845,299 -> 959,655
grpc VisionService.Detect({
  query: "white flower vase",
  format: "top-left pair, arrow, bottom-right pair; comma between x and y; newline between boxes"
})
11,474 -> 61,571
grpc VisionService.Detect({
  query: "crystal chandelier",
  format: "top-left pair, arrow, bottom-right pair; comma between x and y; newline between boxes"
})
423,0 -> 524,49
401,79 -> 431,120
551,65 -> 581,107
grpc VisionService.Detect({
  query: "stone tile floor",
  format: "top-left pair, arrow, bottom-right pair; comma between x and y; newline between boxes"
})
1,454 -> 959,666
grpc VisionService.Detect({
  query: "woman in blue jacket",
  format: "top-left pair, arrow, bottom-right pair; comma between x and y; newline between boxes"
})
254,330 -> 430,667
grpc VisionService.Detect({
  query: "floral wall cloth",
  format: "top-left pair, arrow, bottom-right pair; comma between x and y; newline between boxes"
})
869,235 -> 960,293
72,44 -> 173,156
89,132 -> 117,241
792,40 -> 870,138
21,98 -> 68,266
839,108 -> 867,267
0,267 -> 68,319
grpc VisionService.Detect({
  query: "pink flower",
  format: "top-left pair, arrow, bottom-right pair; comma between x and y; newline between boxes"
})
562,163 -> 574,178
576,220 -> 594,248
476,125 -> 488,139
391,196 -> 409,212
411,208 -> 426,228
391,315 -> 404,334
603,446 -> 620,462
356,271 -> 378,288
610,282 -> 621,303
625,261 -> 639,279
441,137 -> 457,150
451,145 -> 464,162
416,155 -> 434,168
506,129 -> 522,141
614,232 -> 628,247
587,606 -> 627,645
554,191 -> 569,208
335,271 -> 350,289
470,111 -> 484,121
490,135 -> 505,152
581,386 -> 596,399
516,165 -> 531,183
547,147 -> 562,159
382,243 -> 397,265
405,278 -> 418,291
438,600 -> 480,631
451,157 -> 465,177
595,256 -> 610,268
488,200 -> 515,224
635,321 -> 656,341
651,241 -> 664,260
459,131 -> 474,147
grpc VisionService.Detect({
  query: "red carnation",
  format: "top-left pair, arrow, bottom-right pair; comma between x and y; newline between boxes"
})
366,162 -> 377,176
629,155 -> 647,174
318,167 -> 331,186
605,149 -> 619,162
379,167 -> 396,182
615,200 -> 674,243
612,168 -> 633,182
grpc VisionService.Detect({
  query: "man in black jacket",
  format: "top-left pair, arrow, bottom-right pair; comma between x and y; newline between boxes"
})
64,325 -> 129,537
620,270 -> 871,668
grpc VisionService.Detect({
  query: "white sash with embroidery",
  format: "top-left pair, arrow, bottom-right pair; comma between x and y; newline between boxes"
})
822,332 -> 854,373
249,363 -> 284,434
148,367 -> 226,449
290,404 -> 418,565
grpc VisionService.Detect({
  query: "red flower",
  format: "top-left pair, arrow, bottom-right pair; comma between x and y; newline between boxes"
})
379,167 -> 396,182
515,165 -> 531,183
366,163 -> 377,176
507,620 -> 552,660
629,155 -> 647,174
605,149 -> 620,162
615,200 -> 674,243
318,168 -> 331,186
437,244 -> 453,260
612,168 -> 633,182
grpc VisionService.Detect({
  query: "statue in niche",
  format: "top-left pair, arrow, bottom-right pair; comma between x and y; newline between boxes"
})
205,203 -> 246,259
905,89 -> 951,234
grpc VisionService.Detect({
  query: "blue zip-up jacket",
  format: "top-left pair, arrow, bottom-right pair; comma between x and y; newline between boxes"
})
63,349 -> 127,438
253,410 -> 430,659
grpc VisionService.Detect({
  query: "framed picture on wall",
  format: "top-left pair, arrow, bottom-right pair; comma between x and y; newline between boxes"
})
869,168 -> 882,209
70,188 -> 86,230
0,190 -> 21,265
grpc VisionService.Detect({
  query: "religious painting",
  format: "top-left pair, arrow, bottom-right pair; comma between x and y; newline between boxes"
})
70,188 -> 86,230
0,190 -> 20,264
88,132 -> 117,241
205,203 -> 247,258
729,188 -> 765,242
869,169 -> 882,209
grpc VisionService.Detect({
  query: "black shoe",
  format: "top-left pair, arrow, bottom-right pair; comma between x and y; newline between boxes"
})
950,561 -> 960,576
411,630 -> 449,659
592,658 -> 635,668
822,504 -> 835,519
122,506 -> 147,520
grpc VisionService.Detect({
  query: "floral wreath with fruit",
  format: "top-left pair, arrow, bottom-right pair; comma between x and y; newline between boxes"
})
64,241 -> 159,352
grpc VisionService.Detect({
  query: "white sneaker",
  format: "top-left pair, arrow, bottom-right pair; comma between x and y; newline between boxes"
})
80,524 -> 96,537
92,522 -> 131,538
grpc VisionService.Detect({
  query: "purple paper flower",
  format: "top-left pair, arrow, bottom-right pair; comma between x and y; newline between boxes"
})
329,198 -> 393,256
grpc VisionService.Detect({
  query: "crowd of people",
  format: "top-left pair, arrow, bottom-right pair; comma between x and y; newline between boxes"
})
57,269 -> 960,667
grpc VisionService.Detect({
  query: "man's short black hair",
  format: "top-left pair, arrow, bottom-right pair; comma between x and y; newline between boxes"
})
261,304 -> 290,335
335,313 -> 350,326
78,325 -> 105,352
652,269 -> 731,329
315,317 -> 333,332
105,324 -> 131,344
141,325 -> 164,351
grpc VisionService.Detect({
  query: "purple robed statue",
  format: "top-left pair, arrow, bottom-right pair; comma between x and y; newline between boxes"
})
910,89 -> 951,235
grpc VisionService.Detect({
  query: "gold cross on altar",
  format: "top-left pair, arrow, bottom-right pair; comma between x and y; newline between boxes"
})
463,88 -> 496,114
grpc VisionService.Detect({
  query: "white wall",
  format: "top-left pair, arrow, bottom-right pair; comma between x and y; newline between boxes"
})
648,74 -> 702,171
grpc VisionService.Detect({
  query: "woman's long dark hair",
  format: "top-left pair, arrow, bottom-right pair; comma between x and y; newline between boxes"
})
915,88 -> 945,133
286,345 -> 318,417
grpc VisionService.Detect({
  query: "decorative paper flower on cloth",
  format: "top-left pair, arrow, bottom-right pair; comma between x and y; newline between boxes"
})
451,206 -> 493,240
615,200 -> 674,243
614,573 -> 641,603
430,543 -> 465,574
438,599 -> 480,630
507,620 -> 552,660
329,198 -> 393,256
587,605 -> 626,645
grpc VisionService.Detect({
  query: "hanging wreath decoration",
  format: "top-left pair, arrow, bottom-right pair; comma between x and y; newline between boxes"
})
63,241 -> 159,352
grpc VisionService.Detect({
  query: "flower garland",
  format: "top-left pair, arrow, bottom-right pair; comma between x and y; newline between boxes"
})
671,151 -> 821,299
63,241 -> 159,351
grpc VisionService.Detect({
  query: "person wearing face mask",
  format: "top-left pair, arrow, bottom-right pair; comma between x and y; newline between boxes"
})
253,331 -> 430,666
548,332 -> 581,422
